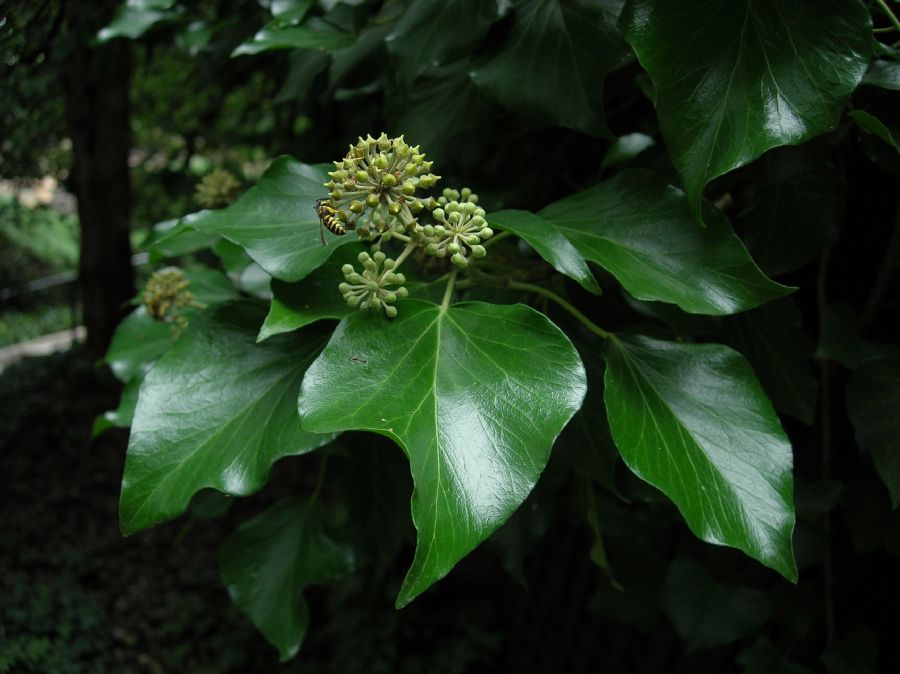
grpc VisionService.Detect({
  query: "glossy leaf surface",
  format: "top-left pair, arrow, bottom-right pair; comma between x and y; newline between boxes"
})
298,300 -> 586,606
622,0 -> 870,221
847,358 -> 900,508
97,0 -> 182,42
471,0 -> 631,136
220,498 -> 353,660
603,334 -> 796,580
489,209 -> 601,294
540,169 -> 790,315
120,302 -> 333,535
233,25 -> 354,56
184,157 -> 352,282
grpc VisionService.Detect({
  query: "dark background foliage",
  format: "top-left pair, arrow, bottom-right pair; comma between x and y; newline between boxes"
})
2,0 -> 899,672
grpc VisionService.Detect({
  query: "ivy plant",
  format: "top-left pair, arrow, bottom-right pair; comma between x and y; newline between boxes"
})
96,0 -> 900,664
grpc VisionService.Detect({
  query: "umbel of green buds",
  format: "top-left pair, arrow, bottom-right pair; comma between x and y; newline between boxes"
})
339,251 -> 408,319
195,169 -> 241,209
324,133 -> 440,238
142,267 -> 194,322
416,187 -> 493,269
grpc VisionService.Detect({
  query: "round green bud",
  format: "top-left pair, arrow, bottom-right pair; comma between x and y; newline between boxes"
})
382,258 -> 395,269
463,202 -> 477,214
474,208 -> 486,217
470,215 -> 485,227
449,212 -> 461,224
385,305 -> 398,318
382,173 -> 397,188
434,225 -> 446,236
451,253 -> 469,268
342,180 -> 355,190
388,202 -> 401,215
341,264 -> 354,275
373,251 -> 386,263
446,201 -> 460,213
348,273 -> 365,284
480,227 -> 494,239
469,194 -> 479,204
374,155 -> 389,170
433,208 -> 445,221
396,286 -> 409,298
348,295 -> 361,307
349,200 -> 364,213
423,224 -> 435,237
330,190 -> 342,199
394,273 -> 406,284
339,282 -> 351,293
448,241 -> 461,254
382,291 -> 397,303
461,187 -> 472,199
355,170 -> 369,181
382,231 -> 393,242
426,242 -> 439,255
435,247 -> 447,258
471,245 -> 487,258
366,194 -> 380,208
464,234 -> 480,246
402,181 -> 416,196
358,252 -> 370,263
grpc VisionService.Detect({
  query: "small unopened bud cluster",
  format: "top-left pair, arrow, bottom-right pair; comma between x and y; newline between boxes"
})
339,251 -> 408,318
195,169 -> 241,209
143,267 -> 193,322
415,188 -> 493,269
324,133 -> 440,236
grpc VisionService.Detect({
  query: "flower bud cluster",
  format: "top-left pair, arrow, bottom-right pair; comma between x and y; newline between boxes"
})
324,133 -> 440,237
195,169 -> 241,209
414,188 -> 493,269
142,267 -> 194,322
339,251 -> 409,318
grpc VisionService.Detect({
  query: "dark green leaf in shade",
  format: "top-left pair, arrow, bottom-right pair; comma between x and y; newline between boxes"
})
603,334 -> 797,580
232,25 -> 354,57
92,374 -> 144,437
105,307 -> 175,383
97,0 -> 182,42
147,219 -> 220,261
488,209 -> 601,294
388,65 -> 496,160
846,358 -> 900,508
539,169 -> 791,315
621,0 -> 871,222
220,498 -> 353,661
386,0 -> 504,88
737,637 -> 811,674
663,558 -> 771,651
820,627 -> 879,674
849,110 -> 900,153
269,0 -> 316,26
861,59 -> 900,91
740,166 -> 844,276
721,298 -> 818,424
183,157 -> 353,282
471,0 -> 631,137
298,300 -> 586,606
119,302 -> 335,535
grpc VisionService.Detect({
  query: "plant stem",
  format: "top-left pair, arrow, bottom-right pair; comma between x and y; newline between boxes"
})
484,230 -> 512,247
392,241 -> 418,270
507,280 -> 610,339
875,0 -> 900,33
440,269 -> 458,312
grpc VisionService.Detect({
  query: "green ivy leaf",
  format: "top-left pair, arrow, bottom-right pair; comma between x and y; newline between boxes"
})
298,300 -> 586,606
386,0 -> 504,88
540,169 -> 790,315
847,358 -> 900,508
471,0 -> 631,137
861,59 -> 900,91
219,498 -> 353,661
721,299 -> 818,424
120,302 -> 334,535
663,558 -> 771,651
148,220 -> 219,261
92,374 -> 144,437
184,157 -> 352,282
232,24 -> 354,57
850,110 -> 900,153
489,209 -> 601,294
621,0 -> 871,222
104,267 -> 240,383
97,0 -> 182,42
603,334 -> 797,580
105,307 -> 175,383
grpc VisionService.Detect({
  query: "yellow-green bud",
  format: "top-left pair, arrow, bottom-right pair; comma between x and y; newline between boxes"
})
366,194 -> 380,208
451,253 -> 468,268
382,173 -> 397,188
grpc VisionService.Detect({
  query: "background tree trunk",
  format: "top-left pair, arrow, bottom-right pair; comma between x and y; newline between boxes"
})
62,24 -> 135,357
